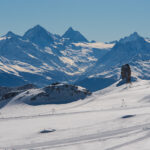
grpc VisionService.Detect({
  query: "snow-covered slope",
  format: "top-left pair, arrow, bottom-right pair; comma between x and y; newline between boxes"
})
0,25 -> 112,87
1,80 -> 150,149
77,32 -> 150,91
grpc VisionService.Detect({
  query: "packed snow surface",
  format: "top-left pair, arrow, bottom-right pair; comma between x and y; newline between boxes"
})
1,80 -> 150,149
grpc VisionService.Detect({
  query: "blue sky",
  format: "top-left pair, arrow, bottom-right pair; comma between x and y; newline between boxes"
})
0,0 -> 150,42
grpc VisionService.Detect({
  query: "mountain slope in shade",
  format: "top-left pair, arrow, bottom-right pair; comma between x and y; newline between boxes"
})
62,27 -> 89,43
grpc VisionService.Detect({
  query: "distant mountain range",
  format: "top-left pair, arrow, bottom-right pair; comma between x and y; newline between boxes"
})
0,25 -> 150,91
0,25 -> 112,87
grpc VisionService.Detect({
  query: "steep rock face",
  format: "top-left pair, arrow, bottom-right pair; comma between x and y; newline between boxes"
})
121,64 -> 131,83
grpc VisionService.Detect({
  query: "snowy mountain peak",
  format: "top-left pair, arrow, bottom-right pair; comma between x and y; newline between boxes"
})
26,25 -> 47,33
62,27 -> 88,43
67,27 -> 74,32
33,24 -> 44,29
23,25 -> 50,37
127,32 -> 141,40
119,32 -> 144,44
5,31 -> 20,38
23,25 -> 55,47
131,31 -> 139,36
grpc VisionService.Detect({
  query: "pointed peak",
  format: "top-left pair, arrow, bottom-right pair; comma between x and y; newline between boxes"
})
132,31 -> 139,36
63,27 -> 75,35
129,32 -> 140,38
6,31 -> 15,35
33,24 -> 45,30
26,25 -> 47,33
5,31 -> 20,38
62,27 -> 88,43
23,24 -> 50,38
35,24 -> 42,28
67,27 -> 74,31
119,32 -> 143,44
23,25 -> 55,47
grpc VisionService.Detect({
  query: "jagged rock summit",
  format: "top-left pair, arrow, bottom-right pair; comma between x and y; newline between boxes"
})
119,32 -> 144,44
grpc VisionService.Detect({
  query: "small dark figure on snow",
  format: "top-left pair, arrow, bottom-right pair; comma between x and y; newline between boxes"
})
121,64 -> 131,83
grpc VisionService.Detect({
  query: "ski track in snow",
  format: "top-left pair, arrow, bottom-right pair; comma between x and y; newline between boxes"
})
0,104 -> 149,121
1,80 -> 150,149
1,122 -> 150,150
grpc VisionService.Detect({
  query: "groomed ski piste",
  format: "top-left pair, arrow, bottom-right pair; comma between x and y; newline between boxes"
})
1,79 -> 150,150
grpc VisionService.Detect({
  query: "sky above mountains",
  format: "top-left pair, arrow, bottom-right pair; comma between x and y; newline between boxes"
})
0,0 -> 150,42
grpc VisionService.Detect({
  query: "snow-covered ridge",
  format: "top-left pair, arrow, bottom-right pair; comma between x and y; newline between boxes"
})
0,83 -> 91,107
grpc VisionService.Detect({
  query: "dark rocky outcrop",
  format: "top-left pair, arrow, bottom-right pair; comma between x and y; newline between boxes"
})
121,64 -> 131,83
29,84 -> 92,105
